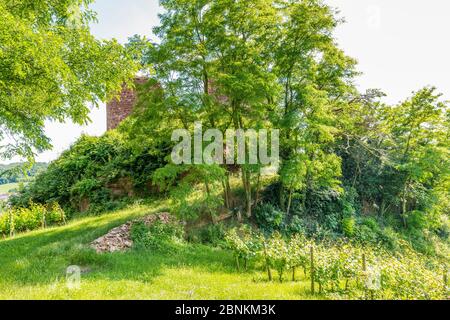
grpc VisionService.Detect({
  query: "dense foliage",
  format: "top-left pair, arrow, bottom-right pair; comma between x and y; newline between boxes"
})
0,202 -> 65,236
10,132 -> 166,214
119,0 -> 449,255
9,2 -> 449,258
224,226 -> 448,299
131,219 -> 184,251
0,0 -> 448,301
10,0 -> 448,257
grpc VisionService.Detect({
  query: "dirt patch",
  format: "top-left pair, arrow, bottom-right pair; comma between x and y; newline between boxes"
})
90,212 -> 171,253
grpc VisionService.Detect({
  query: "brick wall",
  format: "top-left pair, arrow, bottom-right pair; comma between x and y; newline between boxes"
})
106,77 -> 148,130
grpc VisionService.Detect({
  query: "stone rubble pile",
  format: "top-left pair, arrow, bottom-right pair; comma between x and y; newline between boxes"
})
90,212 -> 170,253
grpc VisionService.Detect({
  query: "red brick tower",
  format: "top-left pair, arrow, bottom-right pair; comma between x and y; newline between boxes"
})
106,77 -> 148,130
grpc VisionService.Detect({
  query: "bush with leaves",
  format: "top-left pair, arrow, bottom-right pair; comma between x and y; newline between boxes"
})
225,226 -> 261,271
254,203 -> 284,235
263,232 -> 290,282
0,202 -> 65,236
342,217 -> 356,237
287,234 -> 312,281
368,243 -> 446,300
10,131 -> 167,215
187,223 -> 228,246
283,215 -> 304,235
223,225 -> 447,299
130,220 -> 184,251
312,244 -> 342,292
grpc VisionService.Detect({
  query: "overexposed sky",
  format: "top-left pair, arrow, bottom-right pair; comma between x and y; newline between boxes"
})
20,0 -> 450,162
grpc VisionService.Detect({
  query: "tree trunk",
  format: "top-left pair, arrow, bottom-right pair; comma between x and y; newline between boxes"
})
241,167 -> 252,218
286,189 -> 293,216
222,179 -> 230,209
205,181 -> 216,224
302,190 -> 307,214
267,266 -> 272,282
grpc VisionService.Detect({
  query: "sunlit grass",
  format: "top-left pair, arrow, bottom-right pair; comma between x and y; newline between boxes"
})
0,183 -> 20,194
0,202 -> 319,300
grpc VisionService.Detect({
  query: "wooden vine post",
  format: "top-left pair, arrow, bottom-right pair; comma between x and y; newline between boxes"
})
444,265 -> 448,296
362,253 -> 368,299
310,245 -> 315,294
264,242 -> 272,281
362,253 -> 367,272
9,210 -> 14,237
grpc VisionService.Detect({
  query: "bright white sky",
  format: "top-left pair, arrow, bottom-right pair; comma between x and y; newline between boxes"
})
15,0 -> 450,163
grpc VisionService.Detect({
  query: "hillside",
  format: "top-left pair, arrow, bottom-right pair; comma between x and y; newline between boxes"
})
0,163 -> 48,185
1,201 -> 447,300
0,183 -> 19,195
0,203 -> 316,300
1,0 -> 449,303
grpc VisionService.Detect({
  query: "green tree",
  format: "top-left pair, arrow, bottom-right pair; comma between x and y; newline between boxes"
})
125,0 -> 357,219
275,0 -> 356,214
382,87 -> 450,228
130,0 -> 281,217
0,0 -> 137,161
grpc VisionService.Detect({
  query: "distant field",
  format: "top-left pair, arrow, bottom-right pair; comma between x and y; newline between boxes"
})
0,183 -> 20,194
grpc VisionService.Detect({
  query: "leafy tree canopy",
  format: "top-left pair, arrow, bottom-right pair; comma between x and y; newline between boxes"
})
0,0 -> 138,161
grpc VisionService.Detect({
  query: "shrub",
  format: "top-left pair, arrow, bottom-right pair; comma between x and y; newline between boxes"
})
407,210 -> 430,230
378,227 -> 400,251
264,232 -> 289,282
323,212 -> 341,232
223,223 -> 447,299
304,188 -> 342,221
354,224 -> 378,244
260,181 -> 283,207
254,203 -> 284,234
342,217 -> 356,237
283,215 -> 304,235
0,202 -> 65,236
361,217 -> 381,232
287,234 -> 312,280
225,225 -> 261,271
188,223 -> 227,246
10,131 -> 167,215
130,220 -> 183,251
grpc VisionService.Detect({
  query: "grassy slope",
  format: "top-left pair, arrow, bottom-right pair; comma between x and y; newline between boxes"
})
0,202 -> 319,300
0,183 -> 19,194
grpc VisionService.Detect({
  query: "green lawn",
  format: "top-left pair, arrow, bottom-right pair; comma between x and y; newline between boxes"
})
0,183 -> 20,194
0,202 -> 320,300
